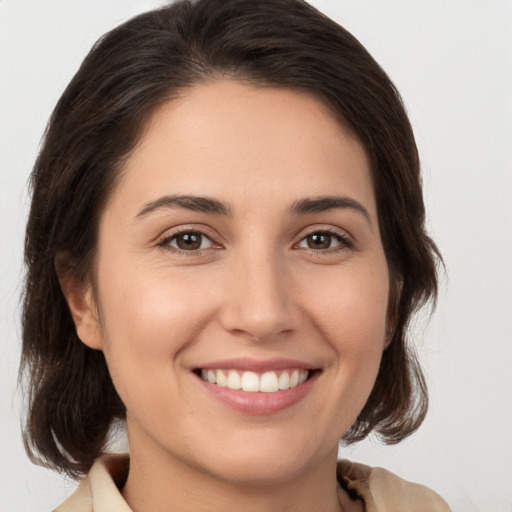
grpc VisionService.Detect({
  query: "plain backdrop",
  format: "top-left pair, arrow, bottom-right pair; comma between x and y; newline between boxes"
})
1,1 -> 511,511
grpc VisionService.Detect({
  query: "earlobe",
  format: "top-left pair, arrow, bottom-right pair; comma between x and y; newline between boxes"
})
56,257 -> 103,350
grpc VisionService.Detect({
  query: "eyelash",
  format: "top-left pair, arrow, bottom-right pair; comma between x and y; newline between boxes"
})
297,228 -> 354,253
157,228 -> 217,256
157,227 -> 354,256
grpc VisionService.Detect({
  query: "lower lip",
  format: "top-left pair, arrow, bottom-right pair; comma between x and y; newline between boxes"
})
196,372 -> 318,415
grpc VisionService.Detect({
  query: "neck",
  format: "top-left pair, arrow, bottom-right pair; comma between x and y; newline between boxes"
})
121,430 -> 353,512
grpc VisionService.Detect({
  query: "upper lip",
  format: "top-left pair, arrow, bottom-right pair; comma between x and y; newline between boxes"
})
195,358 -> 318,373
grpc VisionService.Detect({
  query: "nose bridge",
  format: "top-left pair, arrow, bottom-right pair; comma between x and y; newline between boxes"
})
220,241 -> 296,341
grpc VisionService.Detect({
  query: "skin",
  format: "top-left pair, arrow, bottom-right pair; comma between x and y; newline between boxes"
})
63,80 -> 392,512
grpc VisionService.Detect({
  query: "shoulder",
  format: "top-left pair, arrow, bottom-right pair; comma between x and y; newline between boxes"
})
54,454 -> 131,512
337,460 -> 451,512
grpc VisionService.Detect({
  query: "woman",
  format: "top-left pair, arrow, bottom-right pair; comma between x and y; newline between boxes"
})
20,0 -> 448,510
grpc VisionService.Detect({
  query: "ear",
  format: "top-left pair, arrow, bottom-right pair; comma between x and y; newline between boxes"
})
56,256 -> 104,350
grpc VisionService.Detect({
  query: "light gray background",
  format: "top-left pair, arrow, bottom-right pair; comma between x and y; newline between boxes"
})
1,1 -> 511,511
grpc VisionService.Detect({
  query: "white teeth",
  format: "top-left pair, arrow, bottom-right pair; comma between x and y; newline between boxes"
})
241,371 -> 260,392
200,368 -> 309,392
278,371 -> 290,390
260,371 -> 279,393
216,369 -> 227,387
227,370 -> 242,390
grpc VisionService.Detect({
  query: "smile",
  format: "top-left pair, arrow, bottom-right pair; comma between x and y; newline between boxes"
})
200,369 -> 309,393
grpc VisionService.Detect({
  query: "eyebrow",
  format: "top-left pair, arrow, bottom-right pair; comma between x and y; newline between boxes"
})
136,195 -> 233,219
135,194 -> 371,225
289,196 -> 371,225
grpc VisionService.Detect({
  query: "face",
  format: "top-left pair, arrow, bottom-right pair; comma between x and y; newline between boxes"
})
73,80 -> 390,486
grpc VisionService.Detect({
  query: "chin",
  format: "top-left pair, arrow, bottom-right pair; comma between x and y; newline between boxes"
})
194,433 -> 336,487
205,455 -> 311,486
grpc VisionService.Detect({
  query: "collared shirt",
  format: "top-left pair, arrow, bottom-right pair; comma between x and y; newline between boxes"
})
55,454 -> 451,512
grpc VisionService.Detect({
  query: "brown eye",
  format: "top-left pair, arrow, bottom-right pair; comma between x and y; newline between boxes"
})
306,233 -> 332,249
166,231 -> 213,251
297,231 -> 350,251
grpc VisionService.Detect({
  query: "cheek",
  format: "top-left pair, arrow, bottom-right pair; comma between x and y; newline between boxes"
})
95,263 -> 219,400
306,262 -> 389,404
99,262 -> 211,341
305,262 -> 389,348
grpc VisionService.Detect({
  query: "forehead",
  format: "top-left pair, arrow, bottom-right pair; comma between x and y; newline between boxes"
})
110,79 -> 376,220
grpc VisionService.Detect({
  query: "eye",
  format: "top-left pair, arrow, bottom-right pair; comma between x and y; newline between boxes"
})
159,231 -> 215,252
297,230 -> 352,251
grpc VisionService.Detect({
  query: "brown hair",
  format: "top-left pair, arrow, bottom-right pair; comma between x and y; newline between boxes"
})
21,0 -> 441,478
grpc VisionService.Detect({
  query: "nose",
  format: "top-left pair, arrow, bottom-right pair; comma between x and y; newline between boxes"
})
219,249 -> 299,343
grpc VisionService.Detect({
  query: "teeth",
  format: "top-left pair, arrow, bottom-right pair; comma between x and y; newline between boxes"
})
227,370 -> 242,390
278,371 -> 290,390
200,368 -> 309,392
241,371 -> 259,392
216,370 -> 227,387
260,371 -> 279,393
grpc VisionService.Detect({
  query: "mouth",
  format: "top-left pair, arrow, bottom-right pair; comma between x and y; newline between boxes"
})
196,368 -> 311,393
192,359 -> 320,414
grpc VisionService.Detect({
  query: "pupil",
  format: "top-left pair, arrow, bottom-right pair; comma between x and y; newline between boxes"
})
178,233 -> 201,250
309,233 -> 330,249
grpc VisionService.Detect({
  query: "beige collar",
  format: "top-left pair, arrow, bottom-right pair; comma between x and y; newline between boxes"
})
56,454 -> 450,512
